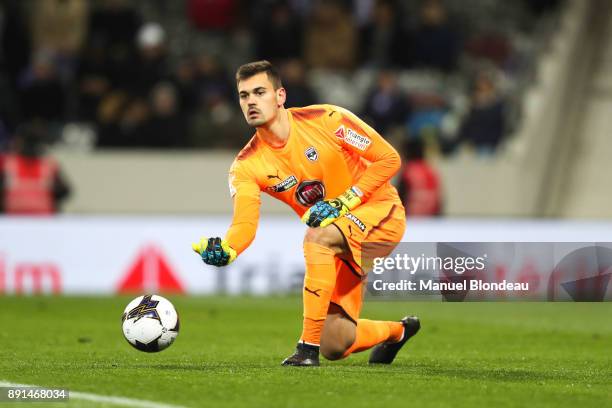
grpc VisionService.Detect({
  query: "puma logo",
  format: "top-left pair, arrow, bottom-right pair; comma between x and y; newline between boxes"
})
267,170 -> 281,181
304,287 -> 321,297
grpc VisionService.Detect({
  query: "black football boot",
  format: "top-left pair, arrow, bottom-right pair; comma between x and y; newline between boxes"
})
281,341 -> 320,366
368,316 -> 420,364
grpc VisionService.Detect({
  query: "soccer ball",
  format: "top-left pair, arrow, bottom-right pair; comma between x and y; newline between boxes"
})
121,294 -> 179,352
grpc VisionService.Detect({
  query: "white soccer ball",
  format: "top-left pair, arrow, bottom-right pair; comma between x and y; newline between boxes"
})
121,295 -> 179,352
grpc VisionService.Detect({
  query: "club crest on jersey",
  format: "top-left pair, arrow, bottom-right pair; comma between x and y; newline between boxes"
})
305,146 -> 318,161
266,175 -> 298,193
345,213 -> 366,232
335,125 -> 371,151
295,180 -> 325,206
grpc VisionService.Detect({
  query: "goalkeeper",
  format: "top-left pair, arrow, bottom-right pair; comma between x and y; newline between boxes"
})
193,61 -> 420,366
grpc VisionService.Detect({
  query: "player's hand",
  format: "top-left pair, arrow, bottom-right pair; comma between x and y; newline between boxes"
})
192,237 -> 237,266
302,187 -> 362,228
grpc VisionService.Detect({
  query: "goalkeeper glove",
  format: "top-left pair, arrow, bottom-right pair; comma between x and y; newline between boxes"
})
192,237 -> 237,267
302,187 -> 362,228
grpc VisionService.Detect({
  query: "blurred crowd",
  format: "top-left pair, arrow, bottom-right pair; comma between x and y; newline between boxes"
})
0,0 -> 561,156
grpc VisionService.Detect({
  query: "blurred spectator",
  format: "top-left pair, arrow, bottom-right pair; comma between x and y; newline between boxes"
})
129,22 -> 171,97
189,93 -> 249,149
255,1 -> 303,62
224,23 -> 255,70
95,91 -> 135,147
187,0 -> 237,31
281,59 -> 316,108
362,70 -> 409,134
397,137 -> 442,217
76,42 -> 112,122
353,0 -> 375,27
88,0 -> 141,48
19,50 -> 66,123
0,121 -> 71,214
0,0 -> 31,87
173,56 -> 199,116
406,91 -> 447,142
359,0 -> 407,67
187,53 -> 245,148
116,97 -> 150,147
0,74 -> 19,133
305,0 -> 357,70
29,0 -> 88,79
458,71 -> 506,154
464,33 -> 512,68
0,120 -> 10,152
411,0 -> 459,72
87,0 -> 142,89
141,82 -> 187,148
193,53 -> 234,107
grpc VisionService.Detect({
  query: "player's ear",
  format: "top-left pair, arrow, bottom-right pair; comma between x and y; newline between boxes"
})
276,87 -> 286,107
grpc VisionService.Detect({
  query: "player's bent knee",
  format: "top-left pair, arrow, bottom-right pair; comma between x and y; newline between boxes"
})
320,345 -> 347,361
320,338 -> 351,361
320,313 -> 356,361
320,331 -> 354,360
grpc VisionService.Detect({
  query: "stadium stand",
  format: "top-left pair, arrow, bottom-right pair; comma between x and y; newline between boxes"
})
3,0 -> 600,217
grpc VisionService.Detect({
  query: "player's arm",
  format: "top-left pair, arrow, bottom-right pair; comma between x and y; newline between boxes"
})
192,161 -> 261,266
302,107 -> 401,228
332,107 -> 401,200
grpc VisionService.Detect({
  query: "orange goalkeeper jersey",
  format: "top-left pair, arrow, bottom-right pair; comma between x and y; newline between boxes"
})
226,104 -> 402,255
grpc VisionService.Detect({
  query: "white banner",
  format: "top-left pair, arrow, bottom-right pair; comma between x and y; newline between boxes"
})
1,216 -> 612,295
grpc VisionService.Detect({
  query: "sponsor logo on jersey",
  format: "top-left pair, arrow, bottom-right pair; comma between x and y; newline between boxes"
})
334,125 -> 371,151
295,180 -> 325,206
334,125 -> 345,139
345,213 -> 366,232
344,127 -> 371,151
266,175 -> 298,193
305,146 -> 318,161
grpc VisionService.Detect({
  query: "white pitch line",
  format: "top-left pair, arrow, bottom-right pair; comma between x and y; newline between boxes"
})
0,381 -> 188,408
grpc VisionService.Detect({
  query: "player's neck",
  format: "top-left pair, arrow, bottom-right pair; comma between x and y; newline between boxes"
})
257,108 -> 289,148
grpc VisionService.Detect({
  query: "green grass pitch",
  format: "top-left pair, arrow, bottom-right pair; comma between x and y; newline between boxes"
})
0,296 -> 610,407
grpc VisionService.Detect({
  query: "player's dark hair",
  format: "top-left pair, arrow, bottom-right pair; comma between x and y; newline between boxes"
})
236,60 -> 283,90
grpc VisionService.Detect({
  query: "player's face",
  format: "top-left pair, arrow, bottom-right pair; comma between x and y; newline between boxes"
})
238,72 -> 286,127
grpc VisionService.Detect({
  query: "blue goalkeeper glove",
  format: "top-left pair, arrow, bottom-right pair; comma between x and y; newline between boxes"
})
301,187 -> 362,228
192,237 -> 237,267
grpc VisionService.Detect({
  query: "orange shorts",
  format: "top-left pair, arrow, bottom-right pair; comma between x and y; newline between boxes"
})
329,199 -> 406,321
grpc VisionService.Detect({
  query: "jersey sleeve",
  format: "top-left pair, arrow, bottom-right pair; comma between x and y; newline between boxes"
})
224,159 -> 261,255
325,106 -> 401,200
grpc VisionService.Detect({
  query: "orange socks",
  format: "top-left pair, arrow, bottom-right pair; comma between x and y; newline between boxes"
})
343,319 -> 404,357
300,242 -> 337,346
299,241 -> 404,355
